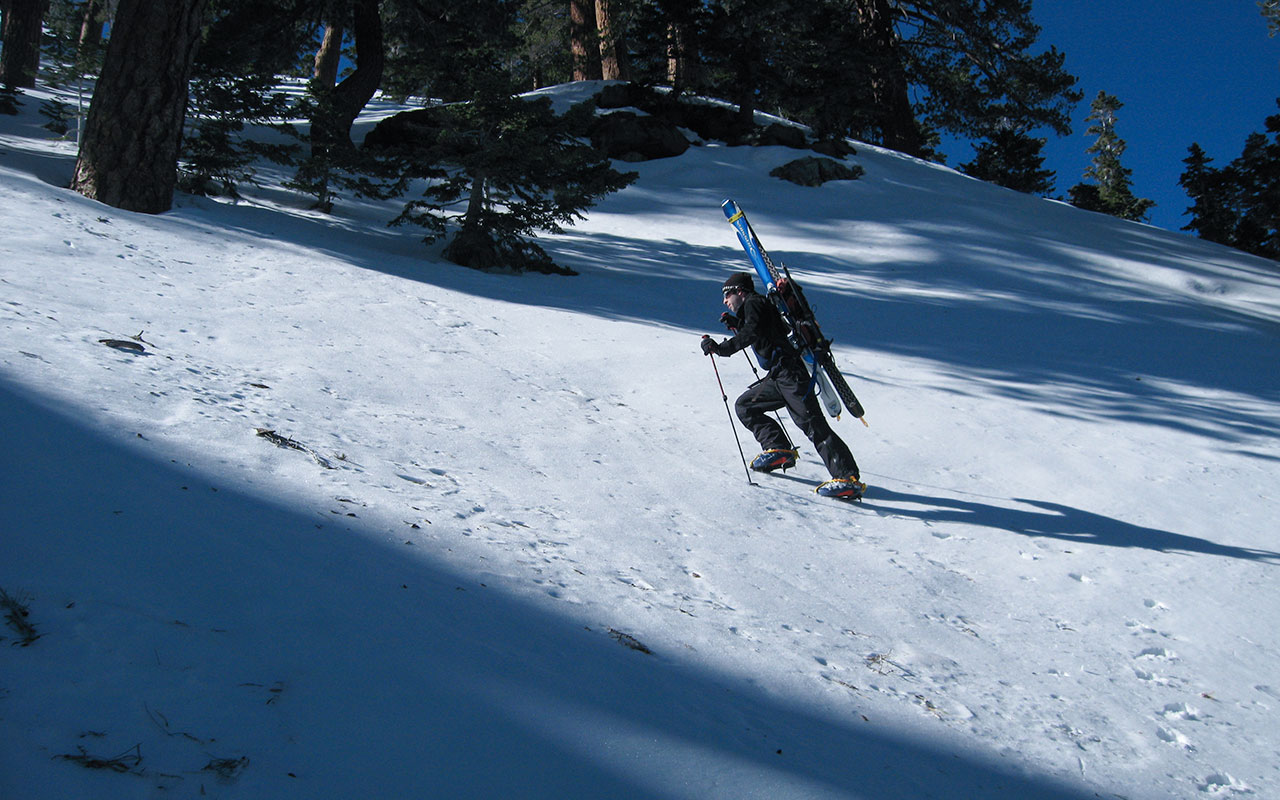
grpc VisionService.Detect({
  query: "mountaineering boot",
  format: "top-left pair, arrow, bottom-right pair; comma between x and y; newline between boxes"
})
750,448 -> 798,473
816,476 -> 866,500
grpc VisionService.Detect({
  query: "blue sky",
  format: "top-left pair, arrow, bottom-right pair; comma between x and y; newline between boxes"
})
944,1 -> 1279,234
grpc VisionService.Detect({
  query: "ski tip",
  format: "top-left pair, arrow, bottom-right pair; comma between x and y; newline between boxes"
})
722,199 -> 740,219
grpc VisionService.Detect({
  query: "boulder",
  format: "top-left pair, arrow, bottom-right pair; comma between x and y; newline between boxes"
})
362,107 -> 451,153
811,138 -> 857,158
756,122 -> 808,149
670,102 -> 747,143
595,82 -> 662,110
769,156 -> 865,186
588,111 -> 690,161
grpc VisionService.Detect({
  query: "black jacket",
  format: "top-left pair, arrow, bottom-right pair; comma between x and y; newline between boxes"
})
716,292 -> 800,373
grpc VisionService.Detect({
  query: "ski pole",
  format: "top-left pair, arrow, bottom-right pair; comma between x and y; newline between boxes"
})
704,337 -> 756,486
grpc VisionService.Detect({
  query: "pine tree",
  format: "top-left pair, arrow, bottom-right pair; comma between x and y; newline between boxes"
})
380,0 -> 516,102
180,0 -> 317,198
579,0 -> 1080,160
569,0 -> 601,80
856,0 -> 925,154
1262,0 -> 1279,36
385,78 -> 636,274
1179,144 -> 1231,241
511,0 -> 572,89
71,0 -> 209,213
292,0 -> 385,211
961,127 -> 1055,195
700,0 -> 798,133
0,0 -> 51,89
40,0 -> 108,87
1180,101 -> 1280,260
1178,144 -> 1237,245
623,0 -> 709,96
0,86 -> 20,115
1232,118 -> 1280,259
594,0 -> 628,80
1068,91 -> 1154,221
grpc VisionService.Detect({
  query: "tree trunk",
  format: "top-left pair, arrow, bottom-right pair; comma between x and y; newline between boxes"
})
735,87 -> 755,132
855,0 -> 921,156
666,22 -> 684,91
77,0 -> 104,52
0,0 -> 51,88
569,0 -> 601,81
311,0 -> 383,152
731,47 -> 758,133
463,173 -> 486,228
70,0 -> 207,213
594,0 -> 625,80
330,0 -> 383,138
444,174 -> 501,269
312,20 -> 344,87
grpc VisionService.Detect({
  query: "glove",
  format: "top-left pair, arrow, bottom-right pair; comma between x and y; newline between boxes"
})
701,336 -> 720,356
719,312 -> 739,331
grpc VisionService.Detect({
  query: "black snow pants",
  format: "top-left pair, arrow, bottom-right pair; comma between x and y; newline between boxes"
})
735,359 -> 859,480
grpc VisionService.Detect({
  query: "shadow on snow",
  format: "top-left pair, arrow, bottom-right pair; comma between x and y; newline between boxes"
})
862,485 -> 1280,565
0,377 -> 1100,799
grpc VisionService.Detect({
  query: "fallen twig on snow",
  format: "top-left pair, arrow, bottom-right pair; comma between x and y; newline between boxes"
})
1,587 -> 40,646
254,428 -> 335,469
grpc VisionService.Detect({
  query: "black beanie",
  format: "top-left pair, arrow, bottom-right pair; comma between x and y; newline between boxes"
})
723,272 -> 755,293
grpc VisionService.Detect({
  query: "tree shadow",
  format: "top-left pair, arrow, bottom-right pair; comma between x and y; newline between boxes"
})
863,485 -> 1280,564
0,378 -> 1103,799
19,132 -> 1273,455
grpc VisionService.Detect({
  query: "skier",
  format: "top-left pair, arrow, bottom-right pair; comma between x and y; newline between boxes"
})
701,271 -> 865,499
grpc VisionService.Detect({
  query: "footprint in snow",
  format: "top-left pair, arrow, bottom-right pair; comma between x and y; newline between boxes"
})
1156,725 -> 1193,749
1160,701 -> 1202,721
403,466 -> 460,493
1136,646 -> 1176,660
1133,667 -> 1174,685
1198,772 -> 1251,794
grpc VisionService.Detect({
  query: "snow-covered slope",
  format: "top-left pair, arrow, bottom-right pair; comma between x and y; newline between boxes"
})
2,82 -> 1277,799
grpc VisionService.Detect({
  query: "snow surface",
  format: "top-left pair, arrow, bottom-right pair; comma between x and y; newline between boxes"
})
2,80 -> 1279,799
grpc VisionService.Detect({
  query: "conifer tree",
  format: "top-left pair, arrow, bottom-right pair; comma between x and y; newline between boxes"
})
511,0 -> 572,89
71,0 -> 209,213
385,77 -> 636,274
0,0 -> 50,89
569,0 -> 601,80
1068,91 -> 1154,221
624,0 -> 708,97
1179,101 -> 1280,260
1262,0 -> 1279,36
589,0 -> 1079,160
1178,144 -> 1236,245
40,0 -> 108,87
961,127 -> 1055,195
1232,119 -> 1280,258
181,0 -> 317,197
291,0 -> 385,211
373,0 -> 638,272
